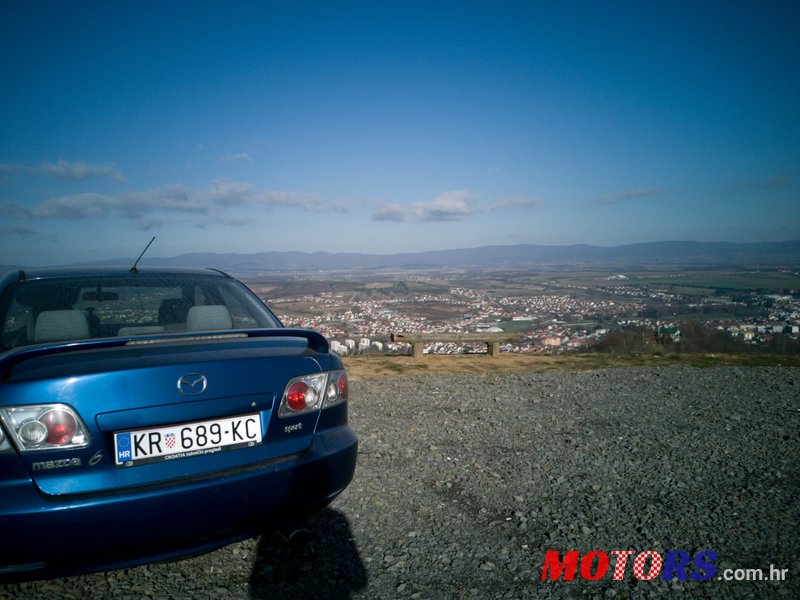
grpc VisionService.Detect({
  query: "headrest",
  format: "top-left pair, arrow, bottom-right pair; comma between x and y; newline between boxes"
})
186,305 -> 233,332
34,310 -> 90,342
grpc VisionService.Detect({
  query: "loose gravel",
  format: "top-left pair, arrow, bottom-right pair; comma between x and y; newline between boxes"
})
1,366 -> 798,599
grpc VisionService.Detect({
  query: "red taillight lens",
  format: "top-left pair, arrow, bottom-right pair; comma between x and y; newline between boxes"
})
279,370 -> 347,417
286,381 -> 310,411
39,409 -> 78,445
337,372 -> 348,400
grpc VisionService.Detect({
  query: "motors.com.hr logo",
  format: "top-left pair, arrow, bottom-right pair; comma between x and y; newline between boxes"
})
540,550 -> 790,583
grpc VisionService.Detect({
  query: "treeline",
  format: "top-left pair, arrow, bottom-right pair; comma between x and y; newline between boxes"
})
592,320 -> 800,356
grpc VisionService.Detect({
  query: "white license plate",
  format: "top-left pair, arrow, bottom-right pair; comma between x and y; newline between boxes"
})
114,413 -> 262,467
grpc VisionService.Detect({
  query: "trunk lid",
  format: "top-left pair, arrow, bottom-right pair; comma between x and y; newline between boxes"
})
1,335 -> 326,496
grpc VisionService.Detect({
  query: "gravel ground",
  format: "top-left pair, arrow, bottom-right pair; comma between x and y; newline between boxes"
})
1,366 -> 798,599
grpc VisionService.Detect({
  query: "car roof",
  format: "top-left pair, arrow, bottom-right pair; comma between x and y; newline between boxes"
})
0,266 -> 233,288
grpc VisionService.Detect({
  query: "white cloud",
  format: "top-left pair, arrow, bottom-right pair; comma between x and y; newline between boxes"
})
201,180 -> 257,207
0,201 -> 31,218
6,181 -> 346,226
596,187 -> 660,204
132,218 -> 163,231
489,195 -> 541,211
195,180 -> 346,213
33,193 -> 116,219
32,186 -> 208,220
0,226 -> 38,236
195,215 -> 254,229
222,152 -> 254,164
411,190 -> 476,222
41,159 -> 126,183
372,203 -> 407,222
251,189 -> 315,209
371,190 -> 489,223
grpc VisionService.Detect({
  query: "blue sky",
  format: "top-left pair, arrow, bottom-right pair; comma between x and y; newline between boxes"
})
1,1 -> 798,266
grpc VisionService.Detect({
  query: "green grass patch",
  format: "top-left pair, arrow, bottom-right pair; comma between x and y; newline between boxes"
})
626,271 -> 800,291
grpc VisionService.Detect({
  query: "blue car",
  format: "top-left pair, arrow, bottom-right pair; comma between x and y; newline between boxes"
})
0,267 -> 357,581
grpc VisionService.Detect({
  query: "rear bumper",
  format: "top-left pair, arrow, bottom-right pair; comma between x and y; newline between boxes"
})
0,425 -> 357,582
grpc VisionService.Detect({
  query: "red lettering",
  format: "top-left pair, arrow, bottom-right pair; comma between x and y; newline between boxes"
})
540,550 -> 579,581
580,551 -> 609,580
611,550 -> 635,580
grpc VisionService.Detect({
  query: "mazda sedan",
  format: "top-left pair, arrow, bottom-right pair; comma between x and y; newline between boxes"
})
0,267 -> 357,581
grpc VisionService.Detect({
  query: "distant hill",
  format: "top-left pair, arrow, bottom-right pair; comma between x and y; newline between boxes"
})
5,240 -> 800,274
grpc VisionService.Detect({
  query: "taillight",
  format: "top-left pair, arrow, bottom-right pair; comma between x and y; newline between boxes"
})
286,380 -> 317,412
40,409 -> 78,444
0,404 -> 91,452
279,370 -> 348,417
326,371 -> 348,407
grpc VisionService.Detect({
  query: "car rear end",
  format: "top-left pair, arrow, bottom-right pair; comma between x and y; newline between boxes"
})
0,269 -> 357,581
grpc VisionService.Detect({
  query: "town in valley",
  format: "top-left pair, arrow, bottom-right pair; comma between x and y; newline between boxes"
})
243,268 -> 800,357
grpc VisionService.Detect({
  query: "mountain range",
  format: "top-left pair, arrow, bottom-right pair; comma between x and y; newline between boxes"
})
13,239 -> 795,273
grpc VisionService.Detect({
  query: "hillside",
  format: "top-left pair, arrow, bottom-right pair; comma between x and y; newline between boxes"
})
5,239 -> 800,273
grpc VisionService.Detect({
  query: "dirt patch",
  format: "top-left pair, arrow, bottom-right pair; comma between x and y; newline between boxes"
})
342,352 -> 800,379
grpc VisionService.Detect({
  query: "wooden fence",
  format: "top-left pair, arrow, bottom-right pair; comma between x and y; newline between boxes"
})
391,332 -> 518,358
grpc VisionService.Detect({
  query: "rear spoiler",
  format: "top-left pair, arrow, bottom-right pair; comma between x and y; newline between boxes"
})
0,328 -> 330,380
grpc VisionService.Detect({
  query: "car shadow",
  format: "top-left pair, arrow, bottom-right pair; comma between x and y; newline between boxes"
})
249,508 -> 367,600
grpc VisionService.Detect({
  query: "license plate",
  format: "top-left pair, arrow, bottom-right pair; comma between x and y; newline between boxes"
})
114,413 -> 262,467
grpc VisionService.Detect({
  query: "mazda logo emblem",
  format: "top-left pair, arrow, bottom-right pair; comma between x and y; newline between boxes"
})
177,373 -> 207,396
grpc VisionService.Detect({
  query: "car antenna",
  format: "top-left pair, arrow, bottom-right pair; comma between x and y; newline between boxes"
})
130,236 -> 156,272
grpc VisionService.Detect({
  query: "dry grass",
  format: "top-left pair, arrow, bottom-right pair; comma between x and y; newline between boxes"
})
342,352 -> 800,380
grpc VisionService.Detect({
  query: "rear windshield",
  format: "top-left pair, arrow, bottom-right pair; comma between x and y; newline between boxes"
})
0,273 -> 282,350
